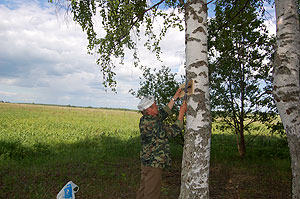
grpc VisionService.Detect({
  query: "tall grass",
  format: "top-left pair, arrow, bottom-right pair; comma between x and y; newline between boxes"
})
0,103 -> 141,164
0,103 -> 291,199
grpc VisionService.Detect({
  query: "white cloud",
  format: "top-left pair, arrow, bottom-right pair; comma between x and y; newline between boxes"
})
0,0 -> 186,109
264,18 -> 276,36
262,2 -> 276,36
1,1 -> 276,109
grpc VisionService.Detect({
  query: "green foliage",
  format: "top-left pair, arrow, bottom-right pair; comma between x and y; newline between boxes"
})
129,66 -> 185,145
130,66 -> 180,107
56,0 -> 184,91
208,0 -> 279,140
129,65 -> 181,119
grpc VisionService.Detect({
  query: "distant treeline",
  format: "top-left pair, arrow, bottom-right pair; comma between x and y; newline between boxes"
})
0,101 -> 137,112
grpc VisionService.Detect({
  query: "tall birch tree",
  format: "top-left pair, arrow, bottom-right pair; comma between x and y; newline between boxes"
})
208,0 -> 276,157
49,0 -> 211,197
179,0 -> 211,198
273,0 -> 300,198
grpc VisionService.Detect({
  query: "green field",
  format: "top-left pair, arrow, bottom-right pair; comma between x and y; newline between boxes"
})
0,103 -> 291,198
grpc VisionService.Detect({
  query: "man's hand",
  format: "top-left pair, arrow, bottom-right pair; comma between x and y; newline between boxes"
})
180,101 -> 187,113
168,87 -> 182,110
178,101 -> 187,121
173,88 -> 182,101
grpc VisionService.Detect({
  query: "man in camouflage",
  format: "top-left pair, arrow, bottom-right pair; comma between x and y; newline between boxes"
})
136,88 -> 187,199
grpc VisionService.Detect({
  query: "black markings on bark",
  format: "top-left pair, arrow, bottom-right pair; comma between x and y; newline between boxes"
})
186,0 -> 207,24
186,37 -> 202,42
186,127 -> 210,145
187,90 -> 210,124
285,129 -> 300,197
187,61 -> 208,70
279,32 -> 295,40
275,90 -> 300,102
192,26 -> 207,35
284,14 -> 298,22
286,106 -> 298,116
274,94 -> 281,102
274,84 -> 298,90
277,66 -> 292,75
274,54 -> 291,74
187,71 -> 197,79
280,39 -> 295,47
198,71 -> 208,78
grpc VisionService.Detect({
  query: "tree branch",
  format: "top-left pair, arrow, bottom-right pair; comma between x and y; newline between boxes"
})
117,0 -> 166,44
216,0 -> 251,30
206,0 -> 215,5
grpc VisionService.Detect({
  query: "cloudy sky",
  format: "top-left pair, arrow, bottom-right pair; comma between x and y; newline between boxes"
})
0,0 -> 275,110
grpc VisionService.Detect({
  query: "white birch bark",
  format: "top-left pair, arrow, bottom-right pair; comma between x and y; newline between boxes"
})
274,0 -> 300,198
179,0 -> 211,198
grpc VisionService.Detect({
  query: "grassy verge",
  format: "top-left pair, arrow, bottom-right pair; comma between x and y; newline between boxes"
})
0,103 -> 291,199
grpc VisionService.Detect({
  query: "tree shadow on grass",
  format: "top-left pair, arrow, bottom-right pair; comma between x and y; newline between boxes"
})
0,134 -> 141,161
209,133 -> 291,199
0,140 -> 52,160
210,133 -> 290,161
0,133 -> 292,199
0,135 -> 142,199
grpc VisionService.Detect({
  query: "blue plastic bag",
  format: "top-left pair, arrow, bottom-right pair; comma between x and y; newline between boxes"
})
57,181 -> 79,199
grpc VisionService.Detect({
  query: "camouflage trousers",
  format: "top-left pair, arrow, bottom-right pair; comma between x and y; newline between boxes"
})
136,164 -> 163,199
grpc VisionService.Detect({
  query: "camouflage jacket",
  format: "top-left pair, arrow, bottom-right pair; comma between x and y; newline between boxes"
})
139,106 -> 183,169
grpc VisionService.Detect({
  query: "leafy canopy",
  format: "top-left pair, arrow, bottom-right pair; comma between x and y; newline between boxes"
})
130,65 -> 181,106
208,0 -> 278,135
49,0 -> 184,91
130,65 -> 185,145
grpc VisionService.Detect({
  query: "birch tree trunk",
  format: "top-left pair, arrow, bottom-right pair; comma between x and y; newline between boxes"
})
179,0 -> 211,198
273,0 -> 300,198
